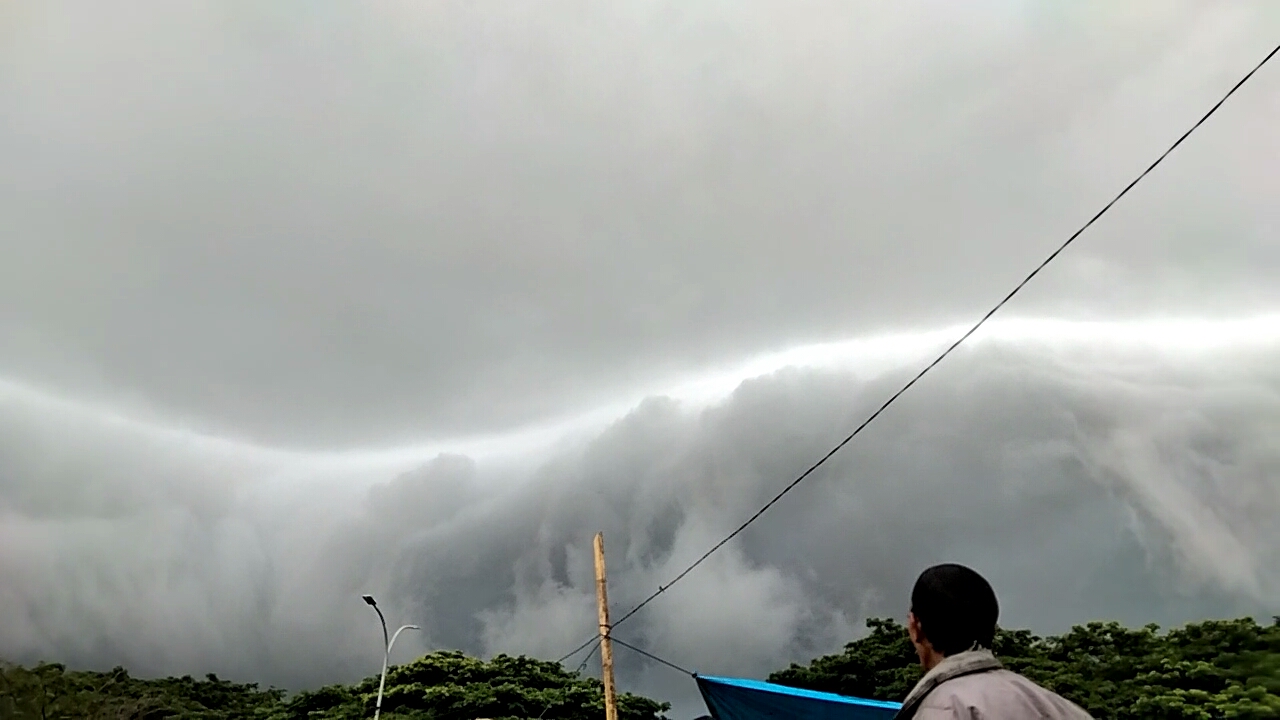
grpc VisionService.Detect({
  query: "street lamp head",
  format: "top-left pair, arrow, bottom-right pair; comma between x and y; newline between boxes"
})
362,595 -> 377,607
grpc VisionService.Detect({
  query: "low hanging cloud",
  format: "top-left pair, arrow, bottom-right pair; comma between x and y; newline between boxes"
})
1,316 -> 1278,716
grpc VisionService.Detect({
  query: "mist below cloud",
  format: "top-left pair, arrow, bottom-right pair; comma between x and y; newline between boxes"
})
1,316 -> 1277,716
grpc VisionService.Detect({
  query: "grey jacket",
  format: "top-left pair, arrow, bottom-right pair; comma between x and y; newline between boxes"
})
894,649 -> 1094,720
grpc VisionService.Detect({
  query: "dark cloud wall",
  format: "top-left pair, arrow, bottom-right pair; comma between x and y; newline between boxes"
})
2,323 -> 1277,716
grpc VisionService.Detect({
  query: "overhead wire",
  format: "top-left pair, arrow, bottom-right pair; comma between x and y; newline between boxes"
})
555,40 -> 1280,661
556,634 -> 603,665
570,637 -> 603,674
533,638 -> 604,720
609,636 -> 696,677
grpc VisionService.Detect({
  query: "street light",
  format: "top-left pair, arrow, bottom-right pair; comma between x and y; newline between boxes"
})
362,594 -> 420,720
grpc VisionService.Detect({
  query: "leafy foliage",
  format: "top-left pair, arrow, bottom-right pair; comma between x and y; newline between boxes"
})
283,651 -> 669,720
6,617 -> 1276,719
0,663 -> 285,719
0,651 -> 670,720
769,616 -> 1280,719
766,618 -> 924,701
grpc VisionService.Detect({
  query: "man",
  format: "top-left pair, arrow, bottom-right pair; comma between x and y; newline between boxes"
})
894,563 -> 1094,719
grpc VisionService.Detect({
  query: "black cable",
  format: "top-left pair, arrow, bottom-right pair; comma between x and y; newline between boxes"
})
535,639 -> 603,720
556,634 -> 602,665
557,40 -> 1280,657
609,636 -> 695,677
574,640 -> 602,675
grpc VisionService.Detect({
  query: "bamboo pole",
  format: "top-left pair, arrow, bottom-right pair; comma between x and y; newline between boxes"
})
593,532 -> 619,720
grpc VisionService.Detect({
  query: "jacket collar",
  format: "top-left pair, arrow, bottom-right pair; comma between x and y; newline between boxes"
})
894,649 -> 1003,720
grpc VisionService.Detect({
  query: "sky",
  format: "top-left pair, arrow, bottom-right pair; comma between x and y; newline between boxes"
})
2,1 -> 1279,716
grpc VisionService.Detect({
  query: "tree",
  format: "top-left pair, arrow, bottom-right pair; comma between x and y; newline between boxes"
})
769,618 -> 923,701
284,650 -> 670,720
768,617 -> 1280,720
0,651 -> 671,720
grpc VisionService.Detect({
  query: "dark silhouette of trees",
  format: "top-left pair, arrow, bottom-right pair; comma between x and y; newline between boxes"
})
770,617 -> 1280,719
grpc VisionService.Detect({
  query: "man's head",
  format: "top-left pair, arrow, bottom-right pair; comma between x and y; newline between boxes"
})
906,563 -> 999,669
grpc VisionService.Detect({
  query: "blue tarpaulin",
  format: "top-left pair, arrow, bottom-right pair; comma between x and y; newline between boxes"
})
696,675 -> 900,720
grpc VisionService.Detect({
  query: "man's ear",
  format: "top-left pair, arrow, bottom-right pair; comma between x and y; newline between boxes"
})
907,611 -> 920,644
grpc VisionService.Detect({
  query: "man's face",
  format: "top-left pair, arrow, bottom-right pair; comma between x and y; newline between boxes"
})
907,611 -> 929,666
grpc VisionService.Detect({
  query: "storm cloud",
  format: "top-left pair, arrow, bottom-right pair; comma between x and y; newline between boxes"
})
3,1 -> 1278,445
3,318 -> 1279,715
2,1 -> 1280,718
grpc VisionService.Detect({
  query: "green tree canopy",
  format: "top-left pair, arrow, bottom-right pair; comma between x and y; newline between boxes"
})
284,650 -> 669,720
769,616 -> 1280,720
0,650 -> 670,720
5,617 -> 1276,719
0,662 -> 285,719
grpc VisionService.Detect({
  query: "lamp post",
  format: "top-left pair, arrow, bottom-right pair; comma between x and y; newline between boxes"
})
362,594 -> 419,720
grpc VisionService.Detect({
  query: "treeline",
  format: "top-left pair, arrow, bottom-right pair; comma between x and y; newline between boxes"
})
0,652 -> 667,720
771,616 -> 1280,719
3,617 -> 1277,719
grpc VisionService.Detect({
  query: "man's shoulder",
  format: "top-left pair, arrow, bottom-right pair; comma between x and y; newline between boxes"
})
920,669 -> 1093,719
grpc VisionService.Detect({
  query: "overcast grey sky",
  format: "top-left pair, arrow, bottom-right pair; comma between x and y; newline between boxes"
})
2,1 -> 1279,716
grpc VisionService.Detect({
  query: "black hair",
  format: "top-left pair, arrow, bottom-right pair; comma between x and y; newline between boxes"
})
910,563 -> 999,656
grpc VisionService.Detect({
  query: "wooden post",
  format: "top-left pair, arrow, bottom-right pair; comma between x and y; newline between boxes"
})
593,532 -> 619,720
